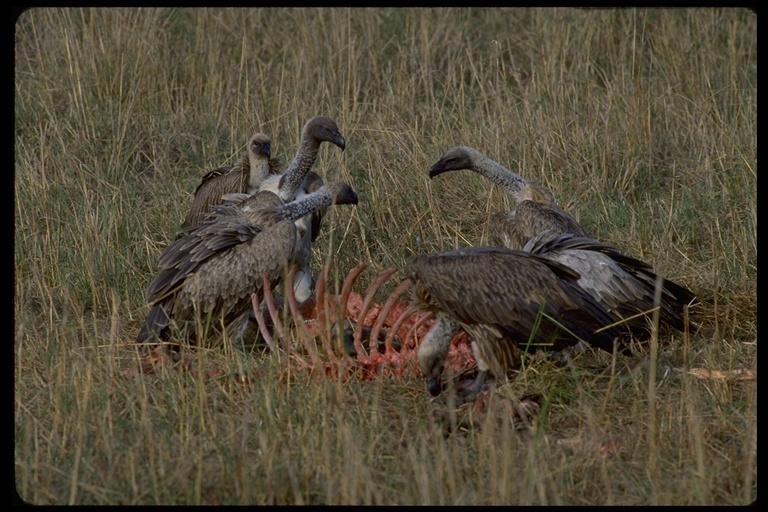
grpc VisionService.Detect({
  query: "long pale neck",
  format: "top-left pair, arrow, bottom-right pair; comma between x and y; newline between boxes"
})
276,186 -> 331,222
470,152 -> 528,203
246,154 -> 271,193
278,135 -> 320,202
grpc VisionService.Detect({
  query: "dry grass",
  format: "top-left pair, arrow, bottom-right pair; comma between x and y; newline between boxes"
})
15,7 -> 756,505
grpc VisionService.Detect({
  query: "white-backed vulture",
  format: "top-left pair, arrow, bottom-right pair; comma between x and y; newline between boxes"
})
522,231 -> 698,337
407,246 -> 627,399
135,180 -> 359,349
257,115 -> 346,304
428,146 -> 697,339
429,146 -> 588,250
179,132 -> 283,232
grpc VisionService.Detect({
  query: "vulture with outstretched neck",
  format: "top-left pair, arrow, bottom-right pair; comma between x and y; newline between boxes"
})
522,231 -> 698,338
429,146 -> 588,250
259,115 -> 346,202
408,246 -> 627,400
135,180 -> 359,349
179,132 -> 282,233
257,115 -> 346,305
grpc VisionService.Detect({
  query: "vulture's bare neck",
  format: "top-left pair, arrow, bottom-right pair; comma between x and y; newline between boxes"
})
275,186 -> 333,223
246,154 -> 270,193
279,136 -> 321,202
469,152 -> 528,204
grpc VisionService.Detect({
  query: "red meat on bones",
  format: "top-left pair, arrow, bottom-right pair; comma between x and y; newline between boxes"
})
252,260 -> 476,381
132,260 -> 475,381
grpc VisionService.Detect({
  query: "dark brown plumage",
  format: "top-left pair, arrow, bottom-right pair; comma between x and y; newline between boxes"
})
179,133 -> 284,233
136,180 -> 358,349
522,231 -> 698,337
429,146 -> 588,250
407,246 -> 627,398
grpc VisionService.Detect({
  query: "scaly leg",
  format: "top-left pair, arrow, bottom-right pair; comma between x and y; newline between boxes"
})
262,273 -> 287,342
251,291 -> 277,352
284,266 -> 319,362
454,368 -> 488,405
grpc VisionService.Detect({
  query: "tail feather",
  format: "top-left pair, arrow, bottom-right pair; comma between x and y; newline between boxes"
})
136,304 -> 171,345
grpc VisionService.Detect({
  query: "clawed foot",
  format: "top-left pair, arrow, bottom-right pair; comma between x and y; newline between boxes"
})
428,367 -> 493,405
125,345 -> 183,375
125,345 -> 228,380
430,389 -> 542,433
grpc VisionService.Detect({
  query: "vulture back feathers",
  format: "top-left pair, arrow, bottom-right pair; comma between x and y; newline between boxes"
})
136,180 -> 358,348
523,231 -> 698,336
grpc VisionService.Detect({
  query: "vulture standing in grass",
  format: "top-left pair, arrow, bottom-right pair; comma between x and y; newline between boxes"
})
255,115 -> 346,307
428,145 -> 697,340
522,231 -> 698,338
407,246 -> 628,400
428,146 -> 588,250
135,180 -> 359,349
179,132 -> 282,232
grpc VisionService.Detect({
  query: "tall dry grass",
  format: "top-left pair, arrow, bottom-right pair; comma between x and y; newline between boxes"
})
15,7 -> 755,505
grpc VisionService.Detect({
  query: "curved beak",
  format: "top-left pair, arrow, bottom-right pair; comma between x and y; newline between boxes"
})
427,376 -> 442,397
261,142 -> 271,159
340,189 -> 359,205
428,161 -> 448,179
333,133 -> 346,151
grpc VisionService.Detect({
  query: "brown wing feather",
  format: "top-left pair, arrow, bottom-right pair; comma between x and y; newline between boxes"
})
180,166 -> 247,230
490,211 -> 524,250
149,193 -> 284,304
138,219 -> 298,346
147,221 -> 265,304
406,246 -> 623,355
179,153 -> 283,233
268,157 -> 286,175
173,221 -> 298,319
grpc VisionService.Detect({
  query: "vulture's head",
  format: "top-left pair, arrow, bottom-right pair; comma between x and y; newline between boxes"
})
248,132 -> 272,159
429,146 -> 480,178
303,115 -> 346,151
327,180 -> 359,206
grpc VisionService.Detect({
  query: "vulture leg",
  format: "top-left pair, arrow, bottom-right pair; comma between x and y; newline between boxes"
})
284,266 -> 320,362
251,292 -> 277,352
262,273 -> 287,343
456,369 -> 489,405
